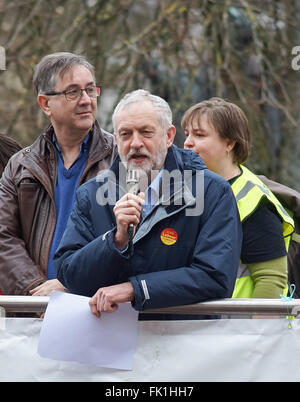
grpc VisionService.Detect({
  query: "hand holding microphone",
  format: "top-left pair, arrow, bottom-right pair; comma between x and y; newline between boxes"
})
113,169 -> 144,249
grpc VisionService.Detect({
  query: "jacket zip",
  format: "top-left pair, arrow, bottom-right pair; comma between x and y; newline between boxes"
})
20,143 -> 57,274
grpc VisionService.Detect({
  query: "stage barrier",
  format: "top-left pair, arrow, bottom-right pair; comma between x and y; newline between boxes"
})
1,296 -> 300,382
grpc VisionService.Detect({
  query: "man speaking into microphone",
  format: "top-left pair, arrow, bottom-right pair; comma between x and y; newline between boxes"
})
55,89 -> 242,319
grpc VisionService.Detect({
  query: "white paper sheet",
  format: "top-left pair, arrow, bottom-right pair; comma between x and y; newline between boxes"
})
37,291 -> 139,370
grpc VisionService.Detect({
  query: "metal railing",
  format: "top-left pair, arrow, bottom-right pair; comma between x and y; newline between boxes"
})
1,295 -> 300,316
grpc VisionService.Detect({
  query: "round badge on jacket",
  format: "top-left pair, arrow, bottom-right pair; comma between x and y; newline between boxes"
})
160,228 -> 178,246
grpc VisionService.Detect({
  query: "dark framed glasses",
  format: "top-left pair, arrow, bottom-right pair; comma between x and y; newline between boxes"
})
43,86 -> 101,101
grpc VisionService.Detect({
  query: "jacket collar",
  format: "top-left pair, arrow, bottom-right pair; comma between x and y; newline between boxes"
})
19,120 -> 115,199
42,120 -> 113,163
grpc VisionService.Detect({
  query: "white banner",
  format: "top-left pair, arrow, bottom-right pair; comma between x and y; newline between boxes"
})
0,317 -> 299,382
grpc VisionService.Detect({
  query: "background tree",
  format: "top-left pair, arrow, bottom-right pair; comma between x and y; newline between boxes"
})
0,0 -> 299,189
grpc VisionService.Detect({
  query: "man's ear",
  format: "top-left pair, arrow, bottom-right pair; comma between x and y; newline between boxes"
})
166,125 -> 176,148
37,94 -> 51,117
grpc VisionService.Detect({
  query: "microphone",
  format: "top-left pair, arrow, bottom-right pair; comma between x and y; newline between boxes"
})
126,169 -> 140,241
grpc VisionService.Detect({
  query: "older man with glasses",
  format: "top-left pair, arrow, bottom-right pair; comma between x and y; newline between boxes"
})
0,52 -> 117,296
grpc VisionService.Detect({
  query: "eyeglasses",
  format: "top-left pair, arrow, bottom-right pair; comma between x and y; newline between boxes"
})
43,85 -> 101,101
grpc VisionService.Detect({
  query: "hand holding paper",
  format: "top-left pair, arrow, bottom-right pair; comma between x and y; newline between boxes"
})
89,282 -> 135,317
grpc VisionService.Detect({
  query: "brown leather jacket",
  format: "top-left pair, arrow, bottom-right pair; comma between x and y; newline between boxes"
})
0,121 -> 117,295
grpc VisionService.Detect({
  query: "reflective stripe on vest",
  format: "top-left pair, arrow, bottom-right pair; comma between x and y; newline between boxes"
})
231,165 -> 295,299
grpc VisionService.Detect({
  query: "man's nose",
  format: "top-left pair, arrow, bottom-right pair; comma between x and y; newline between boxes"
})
78,89 -> 92,104
130,132 -> 144,148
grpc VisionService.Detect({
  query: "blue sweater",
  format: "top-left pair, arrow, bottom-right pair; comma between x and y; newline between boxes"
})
47,134 -> 89,279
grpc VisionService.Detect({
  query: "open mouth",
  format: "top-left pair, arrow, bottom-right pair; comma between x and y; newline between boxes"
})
129,154 -> 149,164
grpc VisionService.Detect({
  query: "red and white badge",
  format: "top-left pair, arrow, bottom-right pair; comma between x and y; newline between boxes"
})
160,228 -> 178,246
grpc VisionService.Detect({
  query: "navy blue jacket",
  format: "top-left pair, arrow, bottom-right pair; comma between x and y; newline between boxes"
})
55,146 -> 242,314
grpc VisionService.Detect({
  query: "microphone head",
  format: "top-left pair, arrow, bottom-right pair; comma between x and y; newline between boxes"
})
126,169 -> 140,195
126,169 -> 139,184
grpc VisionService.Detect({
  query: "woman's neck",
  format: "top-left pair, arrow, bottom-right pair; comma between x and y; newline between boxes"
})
215,161 -> 241,181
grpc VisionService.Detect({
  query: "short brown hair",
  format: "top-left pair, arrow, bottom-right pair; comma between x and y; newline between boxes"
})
181,97 -> 251,164
33,52 -> 95,95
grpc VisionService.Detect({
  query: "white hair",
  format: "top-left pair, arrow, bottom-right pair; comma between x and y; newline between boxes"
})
112,89 -> 172,133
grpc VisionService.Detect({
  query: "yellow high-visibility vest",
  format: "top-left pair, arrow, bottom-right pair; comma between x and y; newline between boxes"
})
231,165 -> 294,298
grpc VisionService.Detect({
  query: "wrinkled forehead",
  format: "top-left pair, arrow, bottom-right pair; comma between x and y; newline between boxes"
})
116,101 -> 160,124
117,99 -> 155,115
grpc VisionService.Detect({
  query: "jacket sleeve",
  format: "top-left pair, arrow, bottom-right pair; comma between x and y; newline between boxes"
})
55,186 -> 133,296
0,159 -> 46,295
130,182 -> 243,311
